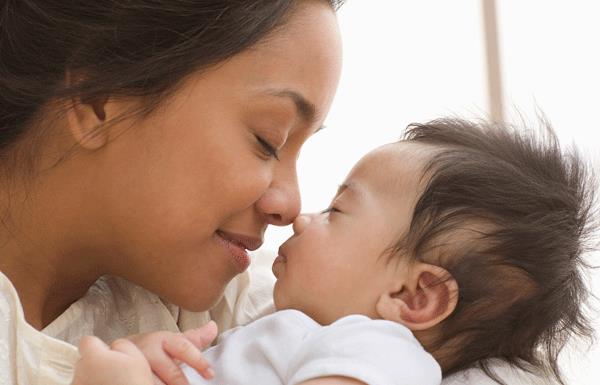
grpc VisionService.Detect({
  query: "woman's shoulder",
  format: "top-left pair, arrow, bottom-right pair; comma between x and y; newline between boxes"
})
0,270 -> 24,385
0,271 -> 79,385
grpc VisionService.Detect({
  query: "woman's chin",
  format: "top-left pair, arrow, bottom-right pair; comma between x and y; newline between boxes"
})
168,284 -> 228,312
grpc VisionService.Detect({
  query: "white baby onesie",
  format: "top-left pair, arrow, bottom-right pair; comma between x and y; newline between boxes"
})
183,309 -> 441,385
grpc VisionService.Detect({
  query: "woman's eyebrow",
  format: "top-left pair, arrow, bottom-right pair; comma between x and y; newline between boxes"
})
265,89 -> 319,127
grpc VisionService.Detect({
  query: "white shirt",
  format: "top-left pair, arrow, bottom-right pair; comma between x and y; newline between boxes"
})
183,309 -> 442,385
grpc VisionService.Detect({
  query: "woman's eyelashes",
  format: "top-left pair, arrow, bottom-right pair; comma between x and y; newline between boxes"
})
255,135 -> 280,160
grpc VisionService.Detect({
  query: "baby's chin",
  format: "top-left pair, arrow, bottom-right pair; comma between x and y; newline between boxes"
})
272,287 -> 306,316
273,294 -> 337,325
272,281 -> 289,311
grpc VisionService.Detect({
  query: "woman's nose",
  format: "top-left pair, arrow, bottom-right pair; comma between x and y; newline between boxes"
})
292,214 -> 313,235
256,166 -> 301,226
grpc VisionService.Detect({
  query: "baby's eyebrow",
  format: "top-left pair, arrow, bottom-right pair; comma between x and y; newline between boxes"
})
334,182 -> 363,201
335,183 -> 348,197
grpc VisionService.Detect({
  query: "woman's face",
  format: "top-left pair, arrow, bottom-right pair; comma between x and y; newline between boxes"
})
88,2 -> 342,310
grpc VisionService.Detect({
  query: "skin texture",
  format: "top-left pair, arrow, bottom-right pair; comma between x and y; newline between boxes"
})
72,337 -> 155,385
0,0 -> 342,330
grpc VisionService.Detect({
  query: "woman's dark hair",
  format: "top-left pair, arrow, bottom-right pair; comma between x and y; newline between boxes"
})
0,0 -> 343,163
398,118 -> 596,384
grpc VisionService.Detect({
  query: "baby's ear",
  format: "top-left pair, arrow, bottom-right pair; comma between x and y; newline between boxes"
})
376,263 -> 458,330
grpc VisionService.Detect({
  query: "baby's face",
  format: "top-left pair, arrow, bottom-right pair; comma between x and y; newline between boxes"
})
272,142 -> 432,324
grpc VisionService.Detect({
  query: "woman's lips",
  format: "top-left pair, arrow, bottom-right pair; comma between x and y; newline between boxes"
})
215,230 -> 262,273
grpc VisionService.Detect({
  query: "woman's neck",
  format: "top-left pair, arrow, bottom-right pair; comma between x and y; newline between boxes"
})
0,232 -> 102,330
0,171 -> 104,330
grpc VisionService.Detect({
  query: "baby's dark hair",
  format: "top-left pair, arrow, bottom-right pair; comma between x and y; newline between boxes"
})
397,118 -> 596,384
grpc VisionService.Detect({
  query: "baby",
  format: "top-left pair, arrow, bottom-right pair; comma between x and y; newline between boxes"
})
72,118 -> 596,385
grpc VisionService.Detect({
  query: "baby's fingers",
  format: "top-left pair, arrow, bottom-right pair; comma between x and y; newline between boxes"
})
111,338 -> 148,363
153,373 -> 167,385
163,335 -> 214,381
79,335 -> 110,357
182,321 -> 218,350
150,352 -> 191,385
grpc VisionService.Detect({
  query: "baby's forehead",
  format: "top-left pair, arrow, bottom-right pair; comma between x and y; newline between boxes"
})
352,142 -> 433,185
345,142 -> 435,205
378,141 -> 433,160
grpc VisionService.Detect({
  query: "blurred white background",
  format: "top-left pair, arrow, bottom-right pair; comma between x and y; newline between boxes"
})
263,1 -> 600,383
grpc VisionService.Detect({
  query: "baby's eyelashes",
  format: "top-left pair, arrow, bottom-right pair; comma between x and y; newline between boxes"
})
321,206 -> 340,214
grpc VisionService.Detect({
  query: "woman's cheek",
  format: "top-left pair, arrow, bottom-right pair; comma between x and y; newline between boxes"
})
243,165 -> 276,203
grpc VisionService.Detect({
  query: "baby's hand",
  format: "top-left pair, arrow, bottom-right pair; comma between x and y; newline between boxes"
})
72,336 -> 154,385
127,321 -> 218,385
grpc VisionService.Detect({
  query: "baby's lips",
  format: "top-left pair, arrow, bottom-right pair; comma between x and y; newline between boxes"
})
276,246 -> 289,262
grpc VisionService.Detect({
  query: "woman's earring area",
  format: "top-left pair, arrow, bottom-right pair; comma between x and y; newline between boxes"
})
67,94 -> 110,150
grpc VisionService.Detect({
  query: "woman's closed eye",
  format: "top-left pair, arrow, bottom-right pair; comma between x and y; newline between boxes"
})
255,135 -> 280,160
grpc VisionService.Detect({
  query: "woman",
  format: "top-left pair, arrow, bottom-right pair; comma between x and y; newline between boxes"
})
0,0 -> 343,384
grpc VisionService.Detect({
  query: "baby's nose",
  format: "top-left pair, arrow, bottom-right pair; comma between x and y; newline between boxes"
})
292,214 -> 313,235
